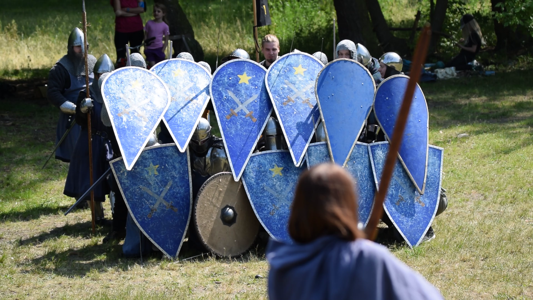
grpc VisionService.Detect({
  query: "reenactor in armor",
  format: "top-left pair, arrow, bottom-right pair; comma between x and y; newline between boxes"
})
47,28 -> 96,162
220,48 -> 251,65
64,54 -> 115,224
189,118 -> 230,198
260,34 -> 280,69
177,52 -> 194,61
312,51 -> 328,65
256,117 -> 288,151
378,52 -> 403,79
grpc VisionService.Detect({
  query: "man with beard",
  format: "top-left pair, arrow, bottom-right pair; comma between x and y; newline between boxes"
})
260,34 -> 280,69
47,28 -> 96,162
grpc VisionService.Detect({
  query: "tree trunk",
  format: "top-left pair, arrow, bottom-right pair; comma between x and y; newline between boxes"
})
156,0 -> 204,61
333,0 -> 380,56
429,0 -> 448,54
364,0 -> 409,57
491,0 -> 508,51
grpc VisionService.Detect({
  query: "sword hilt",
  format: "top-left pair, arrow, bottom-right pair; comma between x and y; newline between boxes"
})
245,111 -> 257,122
226,109 -> 238,120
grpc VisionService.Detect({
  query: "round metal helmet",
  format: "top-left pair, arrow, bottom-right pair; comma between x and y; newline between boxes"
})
190,118 -> 212,153
177,52 -> 194,62
129,53 -> 147,68
315,121 -> 327,142
146,132 -> 159,147
206,147 -> 230,176
198,61 -> 211,74
355,43 -> 371,66
229,48 -> 250,60
68,28 -> 87,53
336,39 -> 357,60
312,51 -> 328,65
94,54 -> 114,74
379,52 -> 403,72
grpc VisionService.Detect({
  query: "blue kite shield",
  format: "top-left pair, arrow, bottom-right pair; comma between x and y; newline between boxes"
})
373,75 -> 428,194
210,59 -> 272,181
110,144 -> 192,258
369,142 -> 442,247
151,59 -> 211,152
102,67 -> 170,170
305,142 -> 375,226
242,150 -> 307,243
266,53 -> 323,167
315,59 -> 375,166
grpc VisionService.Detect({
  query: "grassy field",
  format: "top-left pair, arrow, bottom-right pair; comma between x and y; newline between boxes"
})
1,70 -> 533,299
1,0 -> 503,80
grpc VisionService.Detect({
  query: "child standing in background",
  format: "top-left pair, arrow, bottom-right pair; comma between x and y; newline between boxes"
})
144,3 -> 170,69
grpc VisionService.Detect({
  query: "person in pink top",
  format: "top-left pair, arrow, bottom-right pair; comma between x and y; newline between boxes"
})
144,3 -> 170,68
111,0 -> 146,67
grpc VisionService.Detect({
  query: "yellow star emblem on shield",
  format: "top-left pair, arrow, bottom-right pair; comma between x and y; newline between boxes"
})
293,64 -> 307,76
238,72 -> 252,84
173,68 -> 186,77
146,163 -> 159,176
269,164 -> 283,177
131,80 -> 142,89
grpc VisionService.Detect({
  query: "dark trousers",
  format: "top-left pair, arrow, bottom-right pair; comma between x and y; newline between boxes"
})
114,30 -> 144,59
107,174 -> 128,232
446,51 -> 474,71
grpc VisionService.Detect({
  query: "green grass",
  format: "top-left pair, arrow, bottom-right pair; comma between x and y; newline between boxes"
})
2,0 -> 511,80
1,70 -> 533,299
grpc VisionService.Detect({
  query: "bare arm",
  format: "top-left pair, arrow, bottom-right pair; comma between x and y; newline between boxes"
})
163,35 -> 169,53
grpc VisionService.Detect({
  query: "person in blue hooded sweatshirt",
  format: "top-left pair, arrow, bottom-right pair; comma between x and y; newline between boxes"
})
266,163 -> 443,300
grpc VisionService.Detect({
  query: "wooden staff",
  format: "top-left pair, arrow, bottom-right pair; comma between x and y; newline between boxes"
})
364,24 -> 432,241
252,0 -> 260,62
82,0 -> 96,233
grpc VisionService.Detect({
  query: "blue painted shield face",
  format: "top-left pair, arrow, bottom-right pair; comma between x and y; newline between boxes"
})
110,144 -> 192,258
373,75 -> 429,194
305,142 -> 375,226
102,67 -> 170,170
369,142 -> 443,247
316,59 -> 375,166
151,59 -> 211,152
242,150 -> 307,243
266,53 -> 323,167
210,59 -> 273,181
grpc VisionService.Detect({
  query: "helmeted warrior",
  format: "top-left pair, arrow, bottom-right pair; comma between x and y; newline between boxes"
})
177,52 -> 194,62
198,61 -> 212,74
64,55 -> 114,224
378,52 -> 403,79
258,117 -> 288,151
312,51 -> 328,65
220,48 -> 251,65
188,118 -> 230,198
335,39 -> 357,60
47,28 -> 96,162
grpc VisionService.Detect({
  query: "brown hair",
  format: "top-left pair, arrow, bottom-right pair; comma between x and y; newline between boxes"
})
154,3 -> 168,24
462,19 -> 485,46
288,163 -> 365,243
261,34 -> 280,48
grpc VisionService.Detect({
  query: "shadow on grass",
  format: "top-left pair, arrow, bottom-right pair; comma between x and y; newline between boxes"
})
0,204 -> 71,222
18,220 -> 102,246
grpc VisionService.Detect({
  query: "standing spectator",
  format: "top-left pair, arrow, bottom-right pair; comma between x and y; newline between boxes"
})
111,0 -> 146,67
144,3 -> 170,69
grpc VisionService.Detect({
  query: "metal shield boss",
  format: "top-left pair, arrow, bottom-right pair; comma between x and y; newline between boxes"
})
110,144 -> 192,258
194,172 -> 260,257
102,67 -> 170,170
316,59 -> 375,166
369,142 -> 443,247
151,59 -> 212,152
374,75 -> 429,194
266,53 -> 323,166
210,59 -> 272,181
242,150 -> 307,243
305,142 -> 375,226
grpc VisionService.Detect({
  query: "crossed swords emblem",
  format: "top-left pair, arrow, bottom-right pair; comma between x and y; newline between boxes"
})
226,90 -> 257,122
171,82 -> 194,103
392,174 -> 425,207
282,81 -> 314,109
141,181 -> 179,218
264,183 -> 294,216
117,93 -> 150,122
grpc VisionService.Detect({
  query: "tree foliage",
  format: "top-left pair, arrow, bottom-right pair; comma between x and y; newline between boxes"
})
492,0 -> 533,35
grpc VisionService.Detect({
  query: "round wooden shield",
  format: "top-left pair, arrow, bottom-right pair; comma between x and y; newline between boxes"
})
194,172 -> 260,257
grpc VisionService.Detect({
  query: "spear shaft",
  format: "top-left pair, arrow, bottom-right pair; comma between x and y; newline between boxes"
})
82,0 -> 96,233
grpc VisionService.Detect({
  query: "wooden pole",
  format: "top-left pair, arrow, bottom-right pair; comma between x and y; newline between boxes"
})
252,0 -> 259,62
82,0 -> 96,234
364,24 -> 432,241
